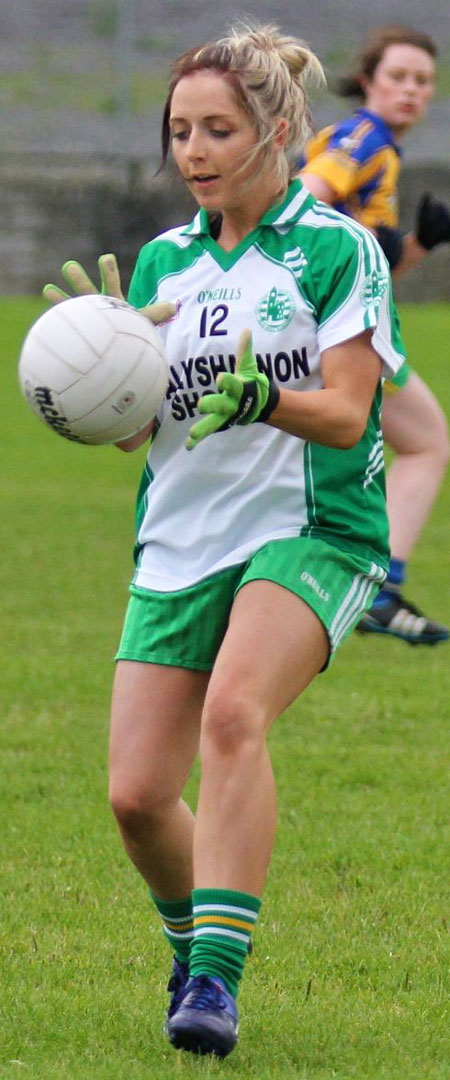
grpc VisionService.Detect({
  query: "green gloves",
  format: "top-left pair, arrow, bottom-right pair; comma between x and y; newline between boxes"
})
43,263 -> 279,449
43,253 -> 175,326
186,329 -> 280,450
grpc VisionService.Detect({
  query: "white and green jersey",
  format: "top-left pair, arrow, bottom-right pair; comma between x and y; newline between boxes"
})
128,180 -> 405,592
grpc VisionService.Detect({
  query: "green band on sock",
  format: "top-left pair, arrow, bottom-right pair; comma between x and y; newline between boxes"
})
150,891 -> 193,965
190,887 -> 261,997
192,888 -> 261,915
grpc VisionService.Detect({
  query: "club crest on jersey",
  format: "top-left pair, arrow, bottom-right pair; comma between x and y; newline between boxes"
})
361,270 -> 389,309
255,287 -> 295,331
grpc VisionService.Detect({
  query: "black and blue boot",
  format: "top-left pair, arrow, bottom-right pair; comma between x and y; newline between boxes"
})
167,974 -> 239,1058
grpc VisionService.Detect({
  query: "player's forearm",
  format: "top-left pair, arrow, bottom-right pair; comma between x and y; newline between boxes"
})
392,233 -> 427,278
266,387 -> 370,449
115,420 -> 155,452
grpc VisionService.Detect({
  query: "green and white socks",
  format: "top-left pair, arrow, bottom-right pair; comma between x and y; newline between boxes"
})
190,888 -> 261,998
151,892 -> 193,966
152,887 -> 261,997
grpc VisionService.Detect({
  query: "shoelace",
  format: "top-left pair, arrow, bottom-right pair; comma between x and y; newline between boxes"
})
184,976 -> 227,1012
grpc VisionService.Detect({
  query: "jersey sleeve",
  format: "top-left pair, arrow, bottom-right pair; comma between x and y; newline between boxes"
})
127,258 -> 144,308
311,226 -> 406,378
303,117 -> 385,200
127,242 -> 159,308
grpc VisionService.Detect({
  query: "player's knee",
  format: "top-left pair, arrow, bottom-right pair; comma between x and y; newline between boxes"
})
201,686 -> 265,759
109,778 -> 172,836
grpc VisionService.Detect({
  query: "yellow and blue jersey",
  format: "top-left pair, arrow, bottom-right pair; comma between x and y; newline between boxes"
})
301,108 -> 402,229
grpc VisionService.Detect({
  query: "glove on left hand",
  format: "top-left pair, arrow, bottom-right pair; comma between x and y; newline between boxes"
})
186,329 -> 280,450
415,193 -> 450,251
43,254 -> 175,326
375,224 -> 404,270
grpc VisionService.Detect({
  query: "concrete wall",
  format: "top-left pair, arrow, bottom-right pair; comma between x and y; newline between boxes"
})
1,154 -> 449,301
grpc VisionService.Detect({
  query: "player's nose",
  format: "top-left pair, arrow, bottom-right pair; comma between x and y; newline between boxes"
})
185,128 -> 207,160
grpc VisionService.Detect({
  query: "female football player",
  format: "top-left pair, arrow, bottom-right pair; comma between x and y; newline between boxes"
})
45,23 -> 405,1058
299,25 -> 450,646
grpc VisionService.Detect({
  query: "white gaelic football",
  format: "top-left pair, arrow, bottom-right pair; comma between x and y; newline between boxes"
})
18,293 -> 169,444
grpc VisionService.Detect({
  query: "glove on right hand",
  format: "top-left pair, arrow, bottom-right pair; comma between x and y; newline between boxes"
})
43,253 -> 175,326
415,193 -> 450,251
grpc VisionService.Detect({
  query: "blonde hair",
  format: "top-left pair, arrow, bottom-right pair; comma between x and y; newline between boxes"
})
161,23 -> 325,187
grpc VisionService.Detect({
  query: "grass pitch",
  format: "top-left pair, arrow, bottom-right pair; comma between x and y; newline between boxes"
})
2,298 -> 450,1079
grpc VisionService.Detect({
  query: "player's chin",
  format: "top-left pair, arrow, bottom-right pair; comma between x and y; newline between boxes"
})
396,106 -> 419,126
186,178 -> 222,206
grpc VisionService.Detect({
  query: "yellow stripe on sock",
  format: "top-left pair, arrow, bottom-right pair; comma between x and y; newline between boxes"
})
194,914 -> 254,932
164,918 -> 194,932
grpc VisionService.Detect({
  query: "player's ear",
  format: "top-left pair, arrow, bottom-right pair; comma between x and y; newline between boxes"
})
274,118 -> 289,150
359,73 -> 370,96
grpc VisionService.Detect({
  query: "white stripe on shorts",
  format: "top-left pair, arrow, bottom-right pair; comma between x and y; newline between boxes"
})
329,564 -> 385,650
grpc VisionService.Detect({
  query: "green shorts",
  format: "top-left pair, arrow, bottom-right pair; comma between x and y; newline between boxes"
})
384,360 -> 411,393
116,536 -> 386,672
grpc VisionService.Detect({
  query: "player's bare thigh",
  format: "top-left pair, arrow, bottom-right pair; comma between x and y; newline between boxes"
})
203,579 -> 329,735
382,371 -> 449,455
109,661 -> 209,807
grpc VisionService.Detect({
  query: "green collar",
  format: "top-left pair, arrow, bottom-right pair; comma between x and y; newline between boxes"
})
180,180 -> 314,239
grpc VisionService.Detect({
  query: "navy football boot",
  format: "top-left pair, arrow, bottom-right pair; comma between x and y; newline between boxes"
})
167,974 -> 239,1058
164,956 -> 189,1031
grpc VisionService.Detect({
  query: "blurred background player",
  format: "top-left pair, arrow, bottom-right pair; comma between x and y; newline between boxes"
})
299,25 -> 450,646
